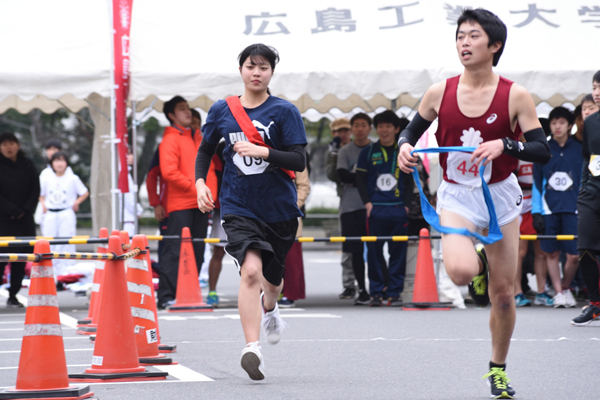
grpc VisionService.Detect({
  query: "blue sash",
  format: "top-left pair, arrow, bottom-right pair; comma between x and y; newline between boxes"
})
411,147 -> 502,245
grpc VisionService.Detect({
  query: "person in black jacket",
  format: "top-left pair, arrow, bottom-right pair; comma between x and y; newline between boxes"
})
0,132 -> 40,307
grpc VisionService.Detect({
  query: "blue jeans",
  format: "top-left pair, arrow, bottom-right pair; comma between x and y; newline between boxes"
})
367,204 -> 408,298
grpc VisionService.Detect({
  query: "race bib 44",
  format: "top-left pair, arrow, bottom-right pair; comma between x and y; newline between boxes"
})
446,152 -> 491,187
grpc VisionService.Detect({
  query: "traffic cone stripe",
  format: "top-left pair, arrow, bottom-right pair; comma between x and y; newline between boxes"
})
127,282 -> 153,296
23,323 -> 63,336
128,259 -> 148,271
28,295 -> 59,307
96,261 -> 105,270
30,265 -> 54,278
131,307 -> 155,322
92,283 -> 100,292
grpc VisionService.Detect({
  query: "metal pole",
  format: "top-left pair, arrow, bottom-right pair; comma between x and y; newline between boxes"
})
132,101 -> 139,235
108,0 -> 119,231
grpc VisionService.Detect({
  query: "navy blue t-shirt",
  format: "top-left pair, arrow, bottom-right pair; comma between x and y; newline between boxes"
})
356,141 -> 406,205
202,96 -> 307,223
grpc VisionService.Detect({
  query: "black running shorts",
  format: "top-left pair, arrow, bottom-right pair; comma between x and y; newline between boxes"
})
577,190 -> 600,251
222,214 -> 298,286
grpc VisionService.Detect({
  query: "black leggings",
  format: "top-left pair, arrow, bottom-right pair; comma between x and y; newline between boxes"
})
579,250 -> 600,303
352,252 -> 366,292
0,262 -> 26,299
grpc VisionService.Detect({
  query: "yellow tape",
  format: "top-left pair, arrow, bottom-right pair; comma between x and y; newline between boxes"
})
361,236 -> 378,242
297,237 -> 315,243
392,236 -> 409,241
555,235 -> 576,241
329,237 -> 346,242
146,235 -> 162,241
204,238 -> 221,243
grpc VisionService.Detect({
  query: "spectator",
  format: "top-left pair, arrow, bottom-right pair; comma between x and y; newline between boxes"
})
572,71 -> 600,325
356,110 -> 413,307
35,139 -> 72,228
146,147 -> 168,263
0,133 -> 40,307
279,167 -> 311,308
532,106 -> 582,308
40,152 -> 89,278
157,95 -> 216,309
326,117 -> 357,299
336,112 -> 372,305
574,95 -> 598,143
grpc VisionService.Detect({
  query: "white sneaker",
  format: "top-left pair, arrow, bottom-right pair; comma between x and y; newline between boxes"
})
563,289 -> 576,308
261,293 -> 287,345
553,292 -> 567,308
240,342 -> 265,380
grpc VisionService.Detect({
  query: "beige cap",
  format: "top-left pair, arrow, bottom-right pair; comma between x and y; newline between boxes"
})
330,117 -> 351,131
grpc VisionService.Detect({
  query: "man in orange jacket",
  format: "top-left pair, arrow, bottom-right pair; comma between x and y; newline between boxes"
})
157,96 -> 216,309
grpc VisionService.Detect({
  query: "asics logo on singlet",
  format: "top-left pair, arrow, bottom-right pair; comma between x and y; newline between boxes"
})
486,114 -> 498,124
516,195 -> 522,206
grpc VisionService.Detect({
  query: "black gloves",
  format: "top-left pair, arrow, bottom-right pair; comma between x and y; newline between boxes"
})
329,136 -> 342,154
532,213 -> 545,235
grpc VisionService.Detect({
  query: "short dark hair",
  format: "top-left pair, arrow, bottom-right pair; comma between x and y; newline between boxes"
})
0,132 -> 19,145
593,70 -> 600,84
574,104 -> 582,119
538,118 -> 550,136
456,8 -> 507,67
191,109 -> 201,125
373,110 -> 401,129
50,151 -> 69,171
163,96 -> 187,124
350,113 -> 372,127
581,93 -> 595,105
548,106 -> 574,125
238,44 -> 280,70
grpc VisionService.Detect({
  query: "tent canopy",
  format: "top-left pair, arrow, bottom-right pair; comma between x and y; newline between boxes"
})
130,0 -> 599,113
0,1 -> 597,115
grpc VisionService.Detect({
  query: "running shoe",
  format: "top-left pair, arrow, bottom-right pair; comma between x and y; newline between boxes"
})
483,367 -> 515,399
157,299 -> 175,310
199,278 -> 208,288
369,295 -> 383,307
388,296 -> 403,307
354,290 -> 370,305
571,304 -> 600,326
206,291 -> 219,307
240,342 -> 265,380
534,292 -> 554,306
563,289 -> 576,308
261,293 -> 286,345
514,293 -> 531,307
278,297 -> 295,308
468,244 -> 490,307
339,288 -> 356,299
553,291 -> 567,308
6,297 -> 24,308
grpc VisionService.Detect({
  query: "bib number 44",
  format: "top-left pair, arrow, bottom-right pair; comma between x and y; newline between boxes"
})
446,152 -> 491,187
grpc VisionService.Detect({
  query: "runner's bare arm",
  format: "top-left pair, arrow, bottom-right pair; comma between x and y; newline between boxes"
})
397,82 -> 445,173
472,84 -> 550,165
195,140 -> 216,213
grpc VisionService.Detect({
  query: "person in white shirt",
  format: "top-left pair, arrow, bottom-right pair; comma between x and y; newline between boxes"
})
39,152 -> 89,277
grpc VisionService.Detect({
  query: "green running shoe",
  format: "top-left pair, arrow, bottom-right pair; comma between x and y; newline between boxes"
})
483,367 -> 515,399
206,291 -> 219,307
468,243 -> 490,307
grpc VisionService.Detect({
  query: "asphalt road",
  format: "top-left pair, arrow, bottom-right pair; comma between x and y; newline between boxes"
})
1,249 -> 599,400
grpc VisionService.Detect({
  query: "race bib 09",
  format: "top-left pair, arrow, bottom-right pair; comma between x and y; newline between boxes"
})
548,171 -> 573,191
376,173 -> 397,191
589,155 -> 600,177
446,152 -> 491,187
233,153 -> 270,175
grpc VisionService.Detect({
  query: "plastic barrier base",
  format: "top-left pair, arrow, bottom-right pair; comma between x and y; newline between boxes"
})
68,371 -> 168,383
158,344 -> 177,353
0,385 -> 95,399
402,302 -> 452,311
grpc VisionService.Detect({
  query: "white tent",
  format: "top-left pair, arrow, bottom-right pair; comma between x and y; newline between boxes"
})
130,0 -> 599,113
1,0 -> 598,231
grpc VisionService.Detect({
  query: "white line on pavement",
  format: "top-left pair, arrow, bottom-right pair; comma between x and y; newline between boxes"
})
154,364 -> 213,382
0,348 -> 92,354
0,364 -> 91,370
159,313 -> 342,321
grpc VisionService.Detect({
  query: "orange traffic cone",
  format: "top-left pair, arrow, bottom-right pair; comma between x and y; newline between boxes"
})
77,228 -> 109,334
69,235 -> 168,382
141,237 -> 177,353
403,229 -> 452,311
128,235 -> 175,365
168,227 -> 212,312
0,240 -> 96,399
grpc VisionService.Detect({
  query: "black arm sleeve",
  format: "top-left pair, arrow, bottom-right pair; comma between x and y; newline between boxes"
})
337,168 -> 356,184
501,127 -> 551,164
195,140 -> 217,182
356,170 -> 370,204
397,112 -> 434,147
266,144 -> 306,171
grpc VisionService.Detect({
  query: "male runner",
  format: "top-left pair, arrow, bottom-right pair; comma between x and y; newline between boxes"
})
397,8 -> 550,399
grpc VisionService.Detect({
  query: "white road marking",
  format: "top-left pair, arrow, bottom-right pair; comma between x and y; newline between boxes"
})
0,364 -> 91,370
154,364 -> 213,382
0,348 -> 92,354
160,313 -> 341,321
0,336 -> 91,342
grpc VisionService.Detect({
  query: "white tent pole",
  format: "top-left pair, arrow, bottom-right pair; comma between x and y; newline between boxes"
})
109,0 -> 119,231
132,100 -> 139,235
